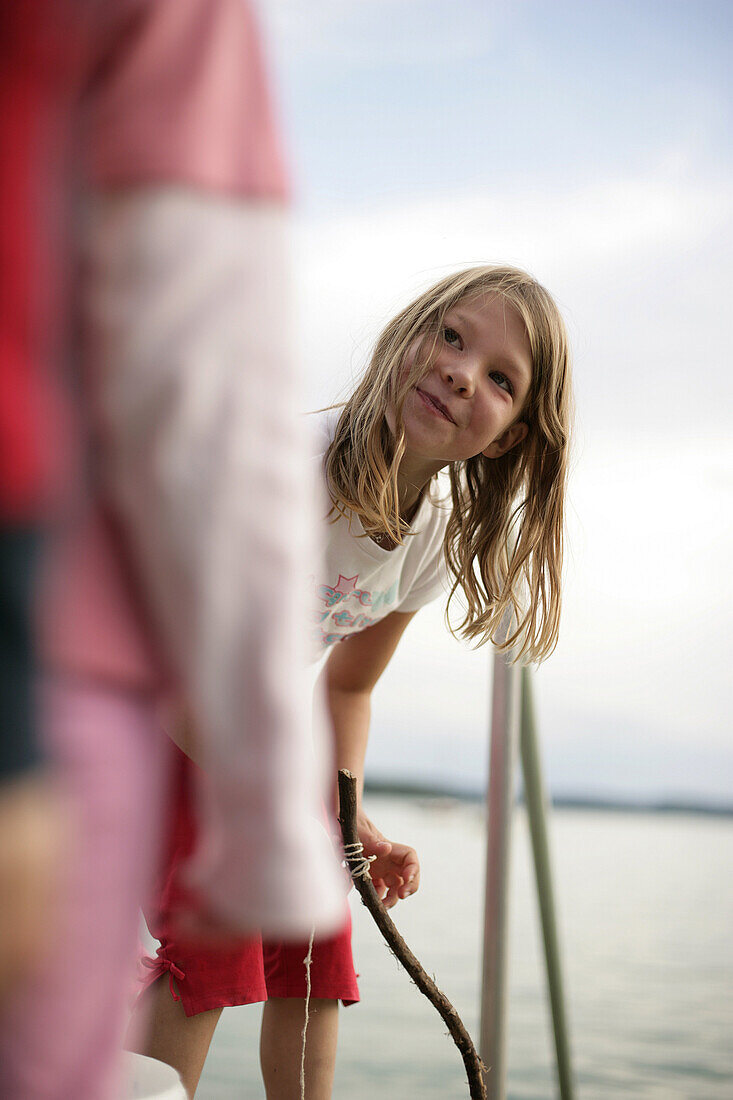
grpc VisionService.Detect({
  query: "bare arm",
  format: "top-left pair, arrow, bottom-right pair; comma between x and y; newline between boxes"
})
319,610 -> 421,907
322,610 -> 415,797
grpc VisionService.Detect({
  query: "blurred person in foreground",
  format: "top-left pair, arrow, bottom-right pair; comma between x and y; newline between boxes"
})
0,1 -> 76,1009
0,3 -> 345,1098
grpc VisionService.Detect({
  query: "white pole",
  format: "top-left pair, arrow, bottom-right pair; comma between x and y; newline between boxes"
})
479,647 -> 521,1099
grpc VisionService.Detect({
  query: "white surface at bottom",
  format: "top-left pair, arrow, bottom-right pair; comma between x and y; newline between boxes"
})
123,1051 -> 186,1100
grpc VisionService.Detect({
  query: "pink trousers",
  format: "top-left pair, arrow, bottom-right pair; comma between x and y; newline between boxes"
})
0,676 -> 170,1099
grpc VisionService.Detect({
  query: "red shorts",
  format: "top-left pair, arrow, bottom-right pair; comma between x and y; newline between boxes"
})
139,746 -> 359,1017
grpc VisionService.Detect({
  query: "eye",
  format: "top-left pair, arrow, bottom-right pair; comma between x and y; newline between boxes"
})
443,326 -> 462,349
490,371 -> 514,396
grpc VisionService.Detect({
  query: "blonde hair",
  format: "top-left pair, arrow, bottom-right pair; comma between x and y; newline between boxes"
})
323,265 -> 573,662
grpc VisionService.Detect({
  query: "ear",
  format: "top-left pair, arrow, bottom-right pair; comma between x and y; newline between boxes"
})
481,421 -> 528,460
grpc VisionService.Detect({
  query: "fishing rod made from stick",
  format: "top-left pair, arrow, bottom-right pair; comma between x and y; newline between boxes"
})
338,769 -> 487,1100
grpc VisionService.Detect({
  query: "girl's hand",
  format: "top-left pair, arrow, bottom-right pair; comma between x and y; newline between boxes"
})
356,810 -> 420,909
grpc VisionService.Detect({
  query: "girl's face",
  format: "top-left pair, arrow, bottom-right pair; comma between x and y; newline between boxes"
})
389,294 -> 533,475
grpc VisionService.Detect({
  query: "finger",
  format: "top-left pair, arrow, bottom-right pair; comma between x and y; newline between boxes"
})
380,871 -> 402,889
397,850 -> 420,881
360,839 -> 392,863
369,839 -> 392,856
403,861 -> 420,886
368,858 -> 392,878
383,883 -> 401,909
369,863 -> 408,894
398,858 -> 420,896
406,865 -> 421,891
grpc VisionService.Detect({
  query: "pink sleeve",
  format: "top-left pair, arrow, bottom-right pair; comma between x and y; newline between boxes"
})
86,0 -> 288,200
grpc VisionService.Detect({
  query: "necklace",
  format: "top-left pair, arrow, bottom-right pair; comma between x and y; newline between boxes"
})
371,492 -> 424,549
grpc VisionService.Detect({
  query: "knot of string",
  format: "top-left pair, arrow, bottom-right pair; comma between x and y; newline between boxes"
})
140,953 -> 185,1003
342,840 -> 376,879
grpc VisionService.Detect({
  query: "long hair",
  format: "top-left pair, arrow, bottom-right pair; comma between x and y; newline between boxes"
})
323,265 -> 573,662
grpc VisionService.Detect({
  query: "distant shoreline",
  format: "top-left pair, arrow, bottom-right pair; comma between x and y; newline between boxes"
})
364,777 -> 733,819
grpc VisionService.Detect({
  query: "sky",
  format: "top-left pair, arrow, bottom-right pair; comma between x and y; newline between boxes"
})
256,0 -> 732,802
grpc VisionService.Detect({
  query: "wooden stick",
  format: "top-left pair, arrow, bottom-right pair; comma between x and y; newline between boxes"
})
337,769 -> 487,1100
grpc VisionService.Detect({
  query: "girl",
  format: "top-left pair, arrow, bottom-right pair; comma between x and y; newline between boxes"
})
129,263 -> 573,1098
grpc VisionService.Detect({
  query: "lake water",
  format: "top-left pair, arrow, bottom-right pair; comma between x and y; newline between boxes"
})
194,796 -> 733,1099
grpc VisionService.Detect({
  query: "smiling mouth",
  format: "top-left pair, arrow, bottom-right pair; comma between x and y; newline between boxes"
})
416,388 -> 454,423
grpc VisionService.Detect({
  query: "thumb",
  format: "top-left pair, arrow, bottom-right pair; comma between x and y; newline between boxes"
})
359,823 -> 391,855
367,837 -> 392,856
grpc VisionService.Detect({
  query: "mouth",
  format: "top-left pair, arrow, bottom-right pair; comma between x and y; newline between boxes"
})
415,388 -> 455,423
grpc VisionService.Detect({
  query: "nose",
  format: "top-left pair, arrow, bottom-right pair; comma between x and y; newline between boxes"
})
440,356 -> 476,397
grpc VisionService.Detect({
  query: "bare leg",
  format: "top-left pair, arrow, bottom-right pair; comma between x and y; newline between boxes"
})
260,997 -> 338,1100
126,975 -> 222,1099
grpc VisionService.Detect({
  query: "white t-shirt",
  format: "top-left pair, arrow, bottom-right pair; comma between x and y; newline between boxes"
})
310,426 -> 450,656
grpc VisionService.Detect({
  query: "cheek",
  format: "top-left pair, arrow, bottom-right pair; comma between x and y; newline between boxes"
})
387,339 -> 435,431
386,385 -> 419,436
401,334 -> 439,386
400,344 -> 419,382
473,398 -> 509,444
390,349 -> 421,409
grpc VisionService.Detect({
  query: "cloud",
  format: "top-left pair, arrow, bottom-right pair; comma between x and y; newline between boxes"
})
293,159 -> 732,407
258,0 -> 497,68
297,158 -> 731,268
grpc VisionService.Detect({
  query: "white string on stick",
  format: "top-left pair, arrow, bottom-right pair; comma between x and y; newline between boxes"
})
300,927 -> 316,1100
342,840 -> 376,879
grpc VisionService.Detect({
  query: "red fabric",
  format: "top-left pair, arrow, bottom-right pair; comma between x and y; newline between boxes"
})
0,3 -> 81,519
140,747 -> 359,1017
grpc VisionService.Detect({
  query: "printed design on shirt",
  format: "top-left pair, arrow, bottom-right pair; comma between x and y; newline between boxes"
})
312,573 -> 398,648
